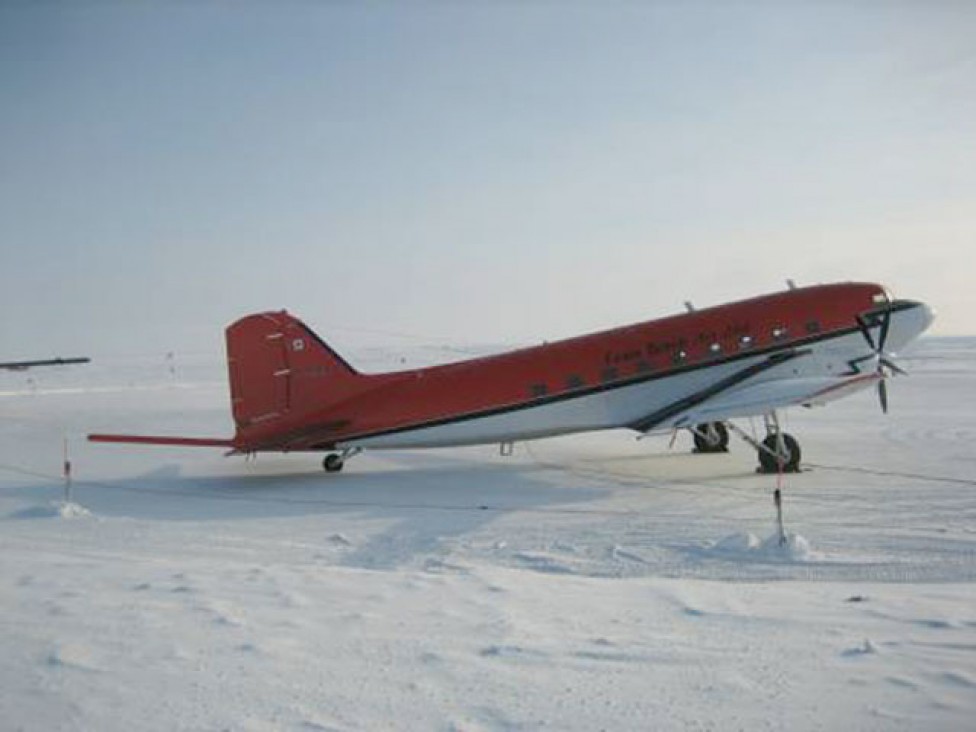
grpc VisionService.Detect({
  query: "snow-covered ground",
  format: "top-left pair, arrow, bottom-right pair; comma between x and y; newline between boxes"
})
2,338 -> 974,731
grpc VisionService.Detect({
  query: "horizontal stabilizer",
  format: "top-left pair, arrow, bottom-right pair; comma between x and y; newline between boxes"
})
88,434 -> 235,448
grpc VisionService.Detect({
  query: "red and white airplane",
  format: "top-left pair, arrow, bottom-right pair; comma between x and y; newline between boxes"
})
89,282 -> 933,473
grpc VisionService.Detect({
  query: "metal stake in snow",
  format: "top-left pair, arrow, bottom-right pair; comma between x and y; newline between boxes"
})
63,437 -> 72,505
771,410 -> 788,546
774,486 -> 787,547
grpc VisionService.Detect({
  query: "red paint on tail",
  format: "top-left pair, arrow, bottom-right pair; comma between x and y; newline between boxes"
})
225,311 -> 377,451
89,310 -> 376,453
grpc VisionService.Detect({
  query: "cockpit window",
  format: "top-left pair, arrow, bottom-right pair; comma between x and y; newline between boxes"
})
873,288 -> 893,305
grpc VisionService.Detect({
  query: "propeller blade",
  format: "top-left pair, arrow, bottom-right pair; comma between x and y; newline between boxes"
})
878,378 -> 889,414
856,315 -> 877,351
878,308 -> 892,352
880,357 -> 907,376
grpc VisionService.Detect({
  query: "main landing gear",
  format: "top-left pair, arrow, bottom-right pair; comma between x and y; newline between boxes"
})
322,447 -> 362,473
692,413 -> 798,547
758,433 -> 801,474
691,422 -> 730,453
757,412 -> 801,474
695,414 -> 801,473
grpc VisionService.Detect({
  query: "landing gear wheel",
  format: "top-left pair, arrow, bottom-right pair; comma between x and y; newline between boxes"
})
693,422 -> 729,453
323,453 -> 345,473
758,433 -> 801,474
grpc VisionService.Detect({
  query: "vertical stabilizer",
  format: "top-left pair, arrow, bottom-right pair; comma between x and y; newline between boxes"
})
225,311 -> 360,437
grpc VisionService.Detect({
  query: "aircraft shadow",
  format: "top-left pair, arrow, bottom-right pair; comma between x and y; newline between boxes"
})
2,451 -> 610,570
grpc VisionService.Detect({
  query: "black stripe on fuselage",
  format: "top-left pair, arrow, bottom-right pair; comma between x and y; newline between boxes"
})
627,348 -> 811,433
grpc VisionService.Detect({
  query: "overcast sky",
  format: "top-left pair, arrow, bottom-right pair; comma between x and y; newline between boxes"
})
1,2 -> 974,360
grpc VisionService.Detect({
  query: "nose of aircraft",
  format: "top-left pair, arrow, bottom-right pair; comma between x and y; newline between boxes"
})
886,299 -> 935,352
918,301 -> 936,332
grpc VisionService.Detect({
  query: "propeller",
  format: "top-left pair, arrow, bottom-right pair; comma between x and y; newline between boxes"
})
855,298 -> 906,414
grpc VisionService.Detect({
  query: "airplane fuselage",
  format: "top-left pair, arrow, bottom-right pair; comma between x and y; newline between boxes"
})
88,282 -> 934,471
231,283 -> 933,452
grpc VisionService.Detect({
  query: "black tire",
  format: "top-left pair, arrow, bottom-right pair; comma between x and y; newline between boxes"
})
323,453 -> 345,473
758,433 -> 801,473
693,422 -> 730,453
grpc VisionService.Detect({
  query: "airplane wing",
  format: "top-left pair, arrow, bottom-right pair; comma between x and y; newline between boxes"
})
631,350 -> 879,433
665,373 -> 880,429
0,357 -> 90,371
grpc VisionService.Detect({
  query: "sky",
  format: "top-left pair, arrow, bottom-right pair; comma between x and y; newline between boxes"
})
1,2 -> 974,360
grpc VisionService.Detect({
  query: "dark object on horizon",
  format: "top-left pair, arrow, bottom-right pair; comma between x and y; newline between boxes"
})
0,357 -> 91,371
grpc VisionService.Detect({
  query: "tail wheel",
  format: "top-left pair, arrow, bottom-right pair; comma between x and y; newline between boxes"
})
758,433 -> 801,473
323,453 -> 345,473
693,422 -> 729,453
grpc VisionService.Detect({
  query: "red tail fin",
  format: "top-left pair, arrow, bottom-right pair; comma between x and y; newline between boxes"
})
89,312 -> 364,453
226,311 -> 361,440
